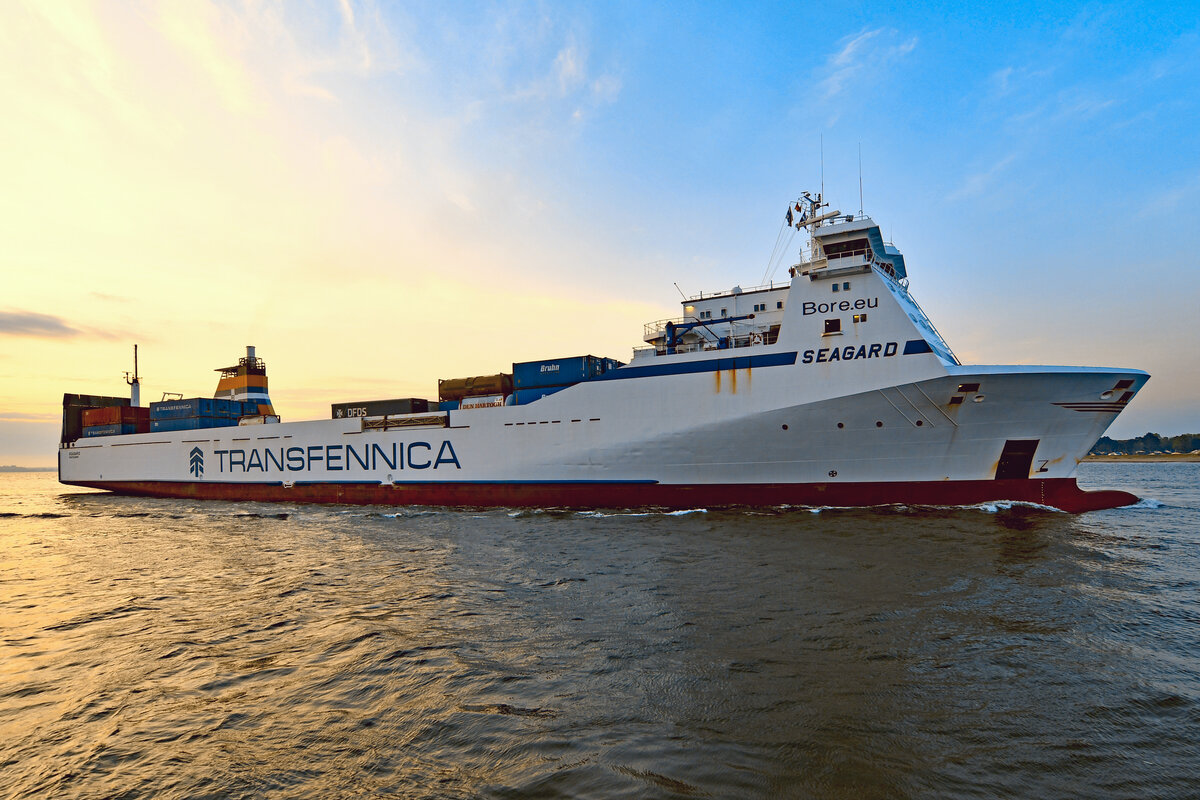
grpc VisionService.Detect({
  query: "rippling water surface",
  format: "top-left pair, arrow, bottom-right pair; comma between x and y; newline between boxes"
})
1,464 -> 1197,798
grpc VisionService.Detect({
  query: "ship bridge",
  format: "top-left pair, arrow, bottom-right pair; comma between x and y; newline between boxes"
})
796,216 -> 907,282
635,193 -> 923,362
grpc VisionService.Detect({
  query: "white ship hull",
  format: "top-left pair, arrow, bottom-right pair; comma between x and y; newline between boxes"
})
60,243 -> 1147,513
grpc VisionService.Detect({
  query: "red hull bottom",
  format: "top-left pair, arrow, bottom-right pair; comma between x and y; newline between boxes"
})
61,478 -> 1138,514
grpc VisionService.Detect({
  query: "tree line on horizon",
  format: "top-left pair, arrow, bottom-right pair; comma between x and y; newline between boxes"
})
1090,433 -> 1200,455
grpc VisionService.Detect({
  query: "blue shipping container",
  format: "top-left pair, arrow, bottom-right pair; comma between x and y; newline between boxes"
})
214,398 -> 232,416
150,398 -> 216,420
513,355 -> 605,389
513,385 -> 568,405
439,400 -> 459,411
242,401 -> 263,415
150,416 -> 238,432
82,423 -> 140,437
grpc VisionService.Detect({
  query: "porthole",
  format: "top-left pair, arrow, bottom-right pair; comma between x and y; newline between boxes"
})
781,424 -> 789,431
915,420 -> 924,427
875,421 -> 883,428
837,422 -> 844,429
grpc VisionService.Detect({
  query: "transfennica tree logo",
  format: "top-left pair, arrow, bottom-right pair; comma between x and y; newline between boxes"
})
189,446 -> 204,478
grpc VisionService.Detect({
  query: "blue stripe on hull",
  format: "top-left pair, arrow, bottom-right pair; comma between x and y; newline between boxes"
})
597,351 -> 798,381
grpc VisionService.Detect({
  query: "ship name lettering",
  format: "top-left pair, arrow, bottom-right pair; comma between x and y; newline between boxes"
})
802,297 -> 878,315
211,440 -> 462,474
802,342 -> 897,364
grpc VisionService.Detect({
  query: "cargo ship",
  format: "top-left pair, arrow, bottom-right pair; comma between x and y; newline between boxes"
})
59,194 -> 1148,512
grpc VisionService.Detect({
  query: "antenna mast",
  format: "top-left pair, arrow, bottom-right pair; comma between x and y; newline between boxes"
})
858,143 -> 864,217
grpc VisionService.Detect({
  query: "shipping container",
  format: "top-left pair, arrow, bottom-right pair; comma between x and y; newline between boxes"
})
458,394 -> 507,410
82,406 -> 120,427
62,393 -> 129,444
82,423 -> 141,437
513,355 -> 609,389
150,416 -> 238,432
150,398 -> 217,420
437,373 -> 513,402
513,385 -> 568,405
241,401 -> 263,416
81,405 -> 150,427
438,400 -> 460,411
331,398 -> 430,419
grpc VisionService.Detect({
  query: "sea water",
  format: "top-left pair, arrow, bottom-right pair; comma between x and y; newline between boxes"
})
0,464 -> 1196,798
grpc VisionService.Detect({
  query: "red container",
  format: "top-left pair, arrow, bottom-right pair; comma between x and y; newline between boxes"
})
82,406 -> 121,426
82,406 -> 150,427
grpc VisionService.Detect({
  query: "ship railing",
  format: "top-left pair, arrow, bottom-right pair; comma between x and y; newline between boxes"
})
362,413 -> 449,431
643,316 -> 701,341
793,253 -> 898,281
683,279 -> 789,303
631,327 -> 777,360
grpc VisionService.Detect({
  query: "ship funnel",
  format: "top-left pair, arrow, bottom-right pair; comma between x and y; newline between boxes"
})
214,345 -> 274,415
125,344 -> 141,407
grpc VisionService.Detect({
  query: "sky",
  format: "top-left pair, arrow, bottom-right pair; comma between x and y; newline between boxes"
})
2,0 -> 1198,465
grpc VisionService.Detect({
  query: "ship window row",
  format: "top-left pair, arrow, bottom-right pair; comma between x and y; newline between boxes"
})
825,238 -> 871,260
832,281 -> 852,293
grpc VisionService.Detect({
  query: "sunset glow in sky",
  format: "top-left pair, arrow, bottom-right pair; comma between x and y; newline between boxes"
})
2,1 -> 1198,465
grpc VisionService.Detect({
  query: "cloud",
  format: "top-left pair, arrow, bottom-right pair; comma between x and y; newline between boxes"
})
818,28 -> 917,101
947,154 -> 1017,201
1136,171 -> 1200,218
0,310 -> 128,341
0,310 -> 82,338
555,40 -> 584,93
0,411 -> 59,422
990,66 -> 1014,95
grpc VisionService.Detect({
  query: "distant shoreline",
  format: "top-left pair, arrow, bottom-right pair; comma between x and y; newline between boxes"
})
1084,453 -> 1200,462
0,466 -> 56,473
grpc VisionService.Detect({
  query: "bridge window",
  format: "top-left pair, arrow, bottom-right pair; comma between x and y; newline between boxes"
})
777,301 -> 784,309
824,238 -> 871,260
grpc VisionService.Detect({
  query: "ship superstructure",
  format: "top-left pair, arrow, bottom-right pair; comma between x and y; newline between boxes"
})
214,345 -> 274,414
58,193 -> 1148,512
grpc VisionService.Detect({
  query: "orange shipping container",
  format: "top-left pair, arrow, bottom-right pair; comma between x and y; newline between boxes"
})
82,406 -> 121,426
437,373 -> 513,402
82,406 -> 149,427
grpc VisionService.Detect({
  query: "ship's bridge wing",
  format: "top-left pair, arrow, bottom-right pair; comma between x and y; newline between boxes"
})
813,217 -> 906,281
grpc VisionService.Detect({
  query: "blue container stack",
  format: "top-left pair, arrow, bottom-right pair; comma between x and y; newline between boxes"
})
149,398 -> 262,432
82,423 -> 141,437
510,355 -> 624,404
512,385 -> 569,405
